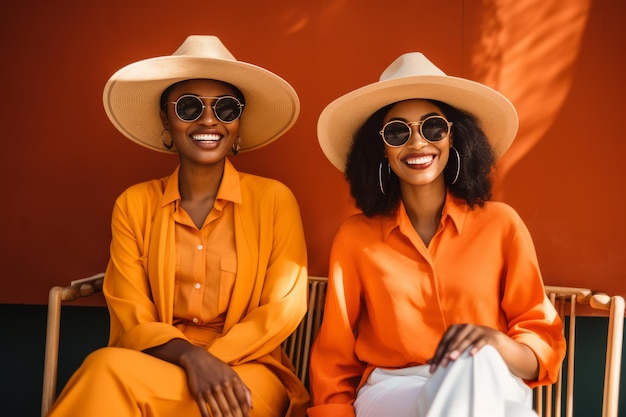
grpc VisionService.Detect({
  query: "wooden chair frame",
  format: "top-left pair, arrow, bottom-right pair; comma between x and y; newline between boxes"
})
41,273 -> 105,417
536,286 -> 624,417
42,276 -> 622,417
282,276 -> 327,386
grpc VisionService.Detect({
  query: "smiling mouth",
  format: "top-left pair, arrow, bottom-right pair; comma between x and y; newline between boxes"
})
405,155 -> 435,165
191,133 -> 221,142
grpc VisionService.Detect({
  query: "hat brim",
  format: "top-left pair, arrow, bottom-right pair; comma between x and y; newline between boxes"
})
103,56 -> 300,153
318,75 -> 518,172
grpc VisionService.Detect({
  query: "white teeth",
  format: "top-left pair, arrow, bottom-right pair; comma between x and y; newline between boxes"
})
406,155 -> 434,165
192,133 -> 221,142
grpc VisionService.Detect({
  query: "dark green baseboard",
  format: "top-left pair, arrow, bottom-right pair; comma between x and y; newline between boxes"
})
1,304 -> 624,416
1,304 -> 109,417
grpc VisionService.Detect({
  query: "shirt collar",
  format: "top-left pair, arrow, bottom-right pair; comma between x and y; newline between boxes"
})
440,192 -> 466,233
216,158 -> 243,206
161,159 -> 243,208
382,191 -> 467,240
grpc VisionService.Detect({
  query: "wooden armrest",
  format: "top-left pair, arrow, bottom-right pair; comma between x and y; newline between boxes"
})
61,272 -> 105,302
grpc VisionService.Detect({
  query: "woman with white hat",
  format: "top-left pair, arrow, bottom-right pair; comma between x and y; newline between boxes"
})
308,53 -> 566,417
48,35 -> 309,417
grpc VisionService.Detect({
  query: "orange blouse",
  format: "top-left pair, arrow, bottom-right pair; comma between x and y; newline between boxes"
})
308,194 -> 566,417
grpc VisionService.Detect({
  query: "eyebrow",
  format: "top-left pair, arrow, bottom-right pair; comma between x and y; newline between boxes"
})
388,111 -> 440,122
178,94 -> 231,99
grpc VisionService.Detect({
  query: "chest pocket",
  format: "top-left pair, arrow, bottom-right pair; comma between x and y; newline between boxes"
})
218,254 -> 237,314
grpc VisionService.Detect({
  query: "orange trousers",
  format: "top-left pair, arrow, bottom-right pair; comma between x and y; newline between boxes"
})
46,347 -> 288,417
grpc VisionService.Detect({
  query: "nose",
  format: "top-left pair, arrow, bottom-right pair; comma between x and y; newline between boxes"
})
407,125 -> 429,147
197,102 -> 219,125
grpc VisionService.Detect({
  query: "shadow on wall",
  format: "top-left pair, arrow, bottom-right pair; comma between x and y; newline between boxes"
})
472,0 -> 592,186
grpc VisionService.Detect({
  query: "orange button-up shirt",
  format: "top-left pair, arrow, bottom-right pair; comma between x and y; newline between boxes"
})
169,162 -> 239,329
308,194 -> 565,417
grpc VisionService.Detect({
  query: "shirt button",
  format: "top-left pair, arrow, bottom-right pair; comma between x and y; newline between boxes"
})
192,317 -> 199,324
194,282 -> 201,289
197,245 -> 203,250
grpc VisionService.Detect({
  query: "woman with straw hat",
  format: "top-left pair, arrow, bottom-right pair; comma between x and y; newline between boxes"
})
48,35 -> 309,417
308,53 -> 566,417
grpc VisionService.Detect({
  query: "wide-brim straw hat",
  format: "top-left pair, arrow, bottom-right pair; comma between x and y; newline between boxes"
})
317,52 -> 519,171
103,35 -> 300,153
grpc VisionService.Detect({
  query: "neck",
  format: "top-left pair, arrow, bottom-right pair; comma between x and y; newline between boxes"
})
400,179 -> 447,246
177,159 -> 226,202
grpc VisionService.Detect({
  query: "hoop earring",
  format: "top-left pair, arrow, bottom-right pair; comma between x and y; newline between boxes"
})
161,129 -> 174,150
232,138 -> 241,155
378,159 -> 390,195
448,146 -> 461,185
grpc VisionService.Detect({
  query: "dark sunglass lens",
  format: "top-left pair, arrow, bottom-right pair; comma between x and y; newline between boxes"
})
214,97 -> 242,122
176,96 -> 203,121
383,122 -> 411,146
422,117 -> 449,142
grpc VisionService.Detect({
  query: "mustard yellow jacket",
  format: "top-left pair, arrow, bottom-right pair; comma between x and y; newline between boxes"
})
103,161 -> 310,416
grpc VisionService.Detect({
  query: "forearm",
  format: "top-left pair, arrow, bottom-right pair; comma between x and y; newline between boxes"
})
143,338 -> 211,371
493,333 -> 539,381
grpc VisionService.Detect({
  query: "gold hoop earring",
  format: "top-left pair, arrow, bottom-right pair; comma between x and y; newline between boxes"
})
232,138 -> 241,155
378,158 -> 390,195
447,146 -> 461,185
161,129 -> 174,150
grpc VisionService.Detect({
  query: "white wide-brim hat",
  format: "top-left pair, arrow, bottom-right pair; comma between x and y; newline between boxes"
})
103,35 -> 300,153
317,52 -> 519,172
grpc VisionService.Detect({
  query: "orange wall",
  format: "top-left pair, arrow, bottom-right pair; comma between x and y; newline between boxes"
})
1,0 -> 624,305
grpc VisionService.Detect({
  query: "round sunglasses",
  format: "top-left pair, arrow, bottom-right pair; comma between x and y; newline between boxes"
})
169,95 -> 244,123
379,115 -> 453,147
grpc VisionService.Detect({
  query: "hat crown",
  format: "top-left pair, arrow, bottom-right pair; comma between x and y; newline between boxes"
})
172,35 -> 236,61
379,52 -> 447,82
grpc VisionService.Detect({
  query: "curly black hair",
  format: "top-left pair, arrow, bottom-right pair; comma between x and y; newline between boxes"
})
345,99 -> 496,217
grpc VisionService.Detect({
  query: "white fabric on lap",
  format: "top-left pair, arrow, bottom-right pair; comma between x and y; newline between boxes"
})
355,345 -> 536,417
